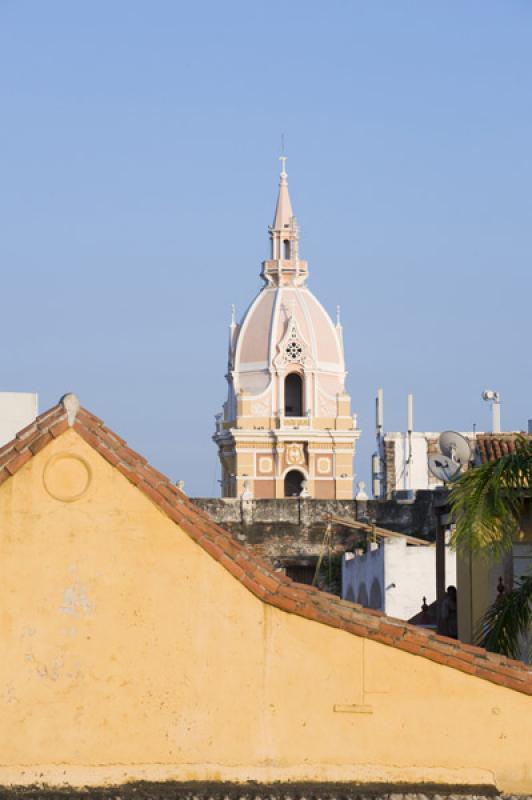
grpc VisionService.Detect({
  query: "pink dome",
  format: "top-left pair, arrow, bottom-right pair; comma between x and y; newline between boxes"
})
234,286 -> 345,376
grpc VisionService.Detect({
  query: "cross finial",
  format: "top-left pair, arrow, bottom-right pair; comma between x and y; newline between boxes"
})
279,154 -> 288,176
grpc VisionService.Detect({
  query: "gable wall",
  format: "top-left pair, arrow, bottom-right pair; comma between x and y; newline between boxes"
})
0,430 -> 531,793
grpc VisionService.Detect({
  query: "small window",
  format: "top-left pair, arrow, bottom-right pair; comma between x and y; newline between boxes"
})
283,239 -> 291,259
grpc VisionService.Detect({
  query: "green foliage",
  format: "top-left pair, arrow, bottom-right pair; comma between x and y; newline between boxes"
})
475,575 -> 532,659
449,436 -> 532,558
449,436 -> 532,658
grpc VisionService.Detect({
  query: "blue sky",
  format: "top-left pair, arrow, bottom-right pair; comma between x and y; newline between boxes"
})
1,1 -> 531,495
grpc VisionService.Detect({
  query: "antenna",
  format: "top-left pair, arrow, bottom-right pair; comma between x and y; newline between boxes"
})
439,431 -> 471,466
482,390 -> 501,433
427,430 -> 471,485
373,388 -> 384,499
376,388 -> 384,436
428,454 -> 461,483
405,393 -> 413,491
407,393 -> 413,433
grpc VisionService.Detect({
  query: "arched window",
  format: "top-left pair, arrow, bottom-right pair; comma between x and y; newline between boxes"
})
357,583 -> 369,607
285,373 -> 303,417
284,470 -> 305,498
369,578 -> 383,611
283,239 -> 291,259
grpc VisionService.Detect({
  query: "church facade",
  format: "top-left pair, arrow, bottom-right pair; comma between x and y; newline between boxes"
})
214,160 -> 360,499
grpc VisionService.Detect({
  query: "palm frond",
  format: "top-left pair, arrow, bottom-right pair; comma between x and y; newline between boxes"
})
450,436 -> 532,557
474,574 -> 532,659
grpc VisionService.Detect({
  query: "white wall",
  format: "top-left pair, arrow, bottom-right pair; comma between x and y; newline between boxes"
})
342,544 -> 385,609
342,537 -> 456,622
0,392 -> 38,447
383,431 -> 478,493
389,433 -> 430,491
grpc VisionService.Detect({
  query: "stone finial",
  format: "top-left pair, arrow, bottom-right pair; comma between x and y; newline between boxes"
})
355,480 -> 368,501
60,393 -> 80,427
176,480 -> 186,494
299,479 -> 311,498
240,480 -> 254,501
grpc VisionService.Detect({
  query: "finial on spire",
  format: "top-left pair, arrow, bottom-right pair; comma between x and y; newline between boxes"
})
336,305 -> 342,326
279,133 -> 288,182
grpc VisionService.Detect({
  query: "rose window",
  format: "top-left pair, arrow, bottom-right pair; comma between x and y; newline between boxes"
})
285,340 -> 303,361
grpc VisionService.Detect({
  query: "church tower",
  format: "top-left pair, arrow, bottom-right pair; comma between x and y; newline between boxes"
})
214,159 -> 360,499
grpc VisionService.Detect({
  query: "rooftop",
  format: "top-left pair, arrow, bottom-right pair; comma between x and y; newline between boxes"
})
0,395 -> 530,696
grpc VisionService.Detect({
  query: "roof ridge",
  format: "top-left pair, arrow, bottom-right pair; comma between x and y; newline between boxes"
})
1,401 -> 531,695
0,404 -> 68,484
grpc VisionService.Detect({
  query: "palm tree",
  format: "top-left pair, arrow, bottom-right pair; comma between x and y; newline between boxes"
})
449,436 -> 532,659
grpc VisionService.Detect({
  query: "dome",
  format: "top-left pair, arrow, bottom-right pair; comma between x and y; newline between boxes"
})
234,286 -> 345,384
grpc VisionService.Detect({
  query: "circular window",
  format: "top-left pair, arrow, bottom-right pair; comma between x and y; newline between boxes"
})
285,341 -> 303,361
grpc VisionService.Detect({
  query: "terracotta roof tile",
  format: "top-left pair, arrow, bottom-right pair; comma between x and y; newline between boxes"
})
0,397 -> 531,696
476,433 -> 531,464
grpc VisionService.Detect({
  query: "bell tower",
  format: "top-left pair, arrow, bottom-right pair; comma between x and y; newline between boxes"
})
214,158 -> 360,499
261,156 -> 307,288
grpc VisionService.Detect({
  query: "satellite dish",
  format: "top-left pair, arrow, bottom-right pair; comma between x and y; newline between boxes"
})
428,454 -> 461,483
439,431 -> 471,466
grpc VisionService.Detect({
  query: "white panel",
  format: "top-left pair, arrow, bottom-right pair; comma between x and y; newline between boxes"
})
0,393 -> 39,447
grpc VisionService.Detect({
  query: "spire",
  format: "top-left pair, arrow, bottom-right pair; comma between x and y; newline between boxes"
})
261,155 -> 308,287
272,155 -> 294,230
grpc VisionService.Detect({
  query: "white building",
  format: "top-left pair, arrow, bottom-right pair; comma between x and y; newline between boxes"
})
378,430 -> 478,497
371,388 -> 481,498
342,536 -> 456,622
0,393 -> 38,447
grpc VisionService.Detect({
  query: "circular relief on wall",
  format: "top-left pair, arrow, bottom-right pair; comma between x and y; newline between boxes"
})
317,457 -> 331,474
258,456 -> 273,473
43,453 -> 92,502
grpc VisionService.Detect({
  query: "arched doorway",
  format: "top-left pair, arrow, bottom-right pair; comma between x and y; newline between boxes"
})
284,470 -> 304,497
285,373 -> 303,416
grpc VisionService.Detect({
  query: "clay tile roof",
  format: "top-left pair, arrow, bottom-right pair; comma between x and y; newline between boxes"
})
476,433 -> 532,464
1,399 -> 531,697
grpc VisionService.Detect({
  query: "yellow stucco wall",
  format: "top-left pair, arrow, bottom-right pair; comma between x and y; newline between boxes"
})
0,430 -> 531,792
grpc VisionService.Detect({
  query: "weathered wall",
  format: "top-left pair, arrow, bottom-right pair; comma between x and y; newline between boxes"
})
342,539 -> 456,620
0,784 -> 515,800
192,494 -> 439,568
1,431 -> 531,793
